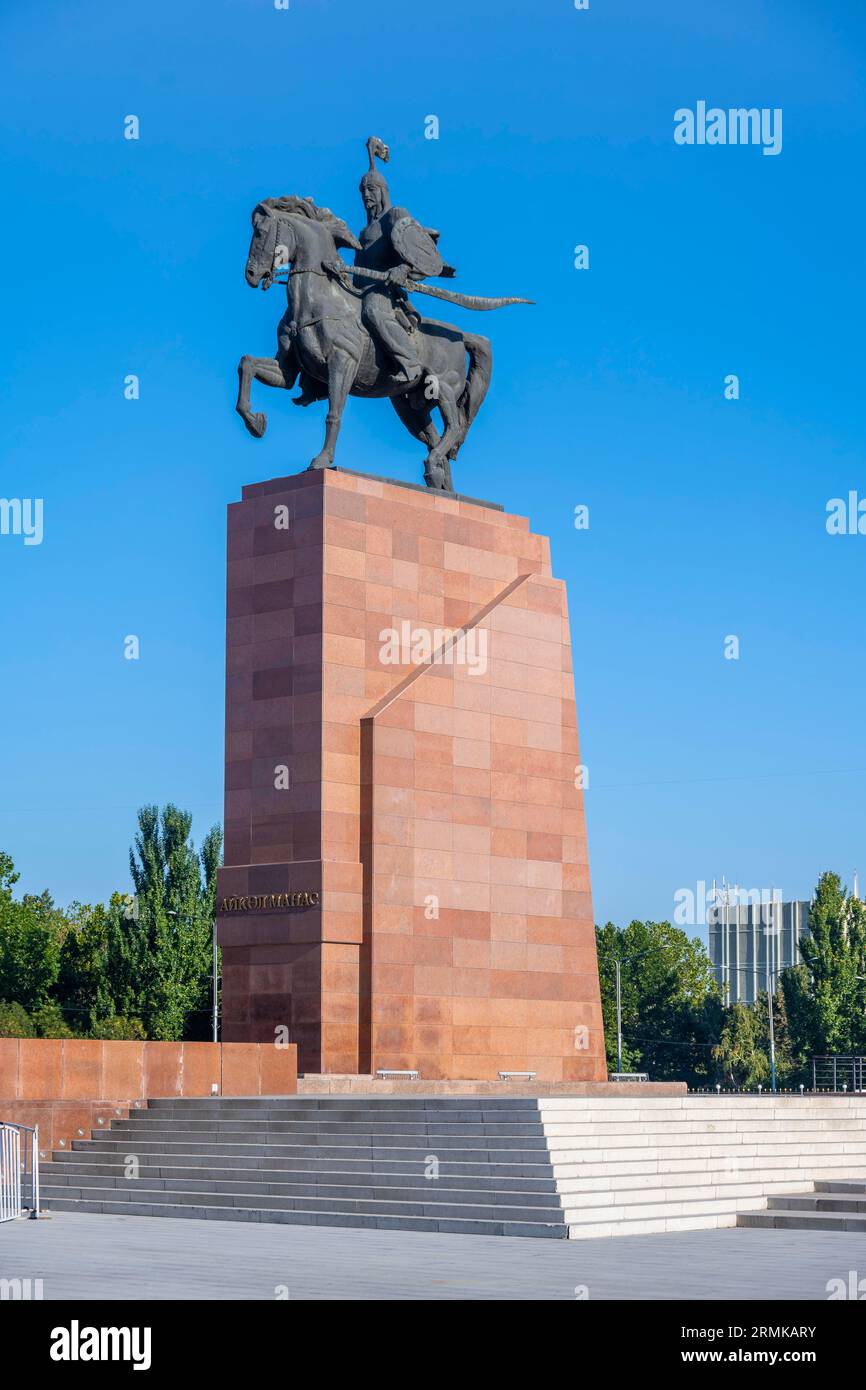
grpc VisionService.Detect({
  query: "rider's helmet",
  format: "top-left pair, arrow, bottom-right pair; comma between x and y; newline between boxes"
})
360,136 -> 392,219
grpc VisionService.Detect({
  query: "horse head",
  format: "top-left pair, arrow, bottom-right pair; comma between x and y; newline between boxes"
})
245,197 -> 361,289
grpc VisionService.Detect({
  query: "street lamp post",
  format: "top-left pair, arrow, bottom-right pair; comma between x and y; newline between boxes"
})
615,959 -> 623,1074
766,894 -> 778,1093
767,968 -> 776,1094
599,944 -> 656,1076
212,917 -> 218,1043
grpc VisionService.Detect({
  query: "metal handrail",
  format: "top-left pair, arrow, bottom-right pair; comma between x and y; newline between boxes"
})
0,1123 -> 39,1220
1,1124 -> 21,1222
811,1056 -> 866,1093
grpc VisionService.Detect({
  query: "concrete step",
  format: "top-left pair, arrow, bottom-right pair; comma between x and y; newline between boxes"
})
112,1118 -> 547,1138
548,1141 -> 866,1166
735,1179 -> 866,1232
83,1123 -> 542,1145
43,1160 -> 557,1194
544,1127 -> 866,1149
566,1191 -> 770,1227
766,1193 -> 866,1213
41,1170 -> 560,1205
553,1150 -> 866,1173
137,1111 -> 548,1130
560,1178 -> 815,1208
814,1180 -> 866,1194
39,1193 -> 567,1238
540,1098 -> 866,1111
544,1117 -> 866,1135
557,1165 -> 866,1194
567,1212 -> 743,1239
738,1207 -> 866,1232
588,1100 -> 866,1111
70,1142 -> 552,1167
146,1096 -> 543,1112
53,1149 -> 553,1178
40,1180 -> 562,1223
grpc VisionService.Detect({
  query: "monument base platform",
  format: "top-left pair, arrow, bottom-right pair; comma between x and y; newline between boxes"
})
218,466 -> 606,1082
296,1074 -> 686,1096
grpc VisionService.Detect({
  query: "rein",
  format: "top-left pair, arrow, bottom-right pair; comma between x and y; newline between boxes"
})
267,267 -> 359,334
269,265 -> 363,296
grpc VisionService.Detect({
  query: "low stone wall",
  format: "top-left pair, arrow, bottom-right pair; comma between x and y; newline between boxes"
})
0,1038 -> 297,1157
2,1100 -> 138,1159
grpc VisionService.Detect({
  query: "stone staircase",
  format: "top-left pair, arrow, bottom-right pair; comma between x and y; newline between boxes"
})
738,1181 -> 866,1232
540,1096 -> 866,1238
39,1094 -> 866,1239
39,1097 -> 568,1238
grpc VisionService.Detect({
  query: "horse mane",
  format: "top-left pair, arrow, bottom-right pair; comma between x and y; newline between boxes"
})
261,196 -> 360,251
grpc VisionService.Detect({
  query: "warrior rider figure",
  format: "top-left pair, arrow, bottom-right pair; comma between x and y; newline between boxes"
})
237,137 -> 533,476
353,137 -> 455,385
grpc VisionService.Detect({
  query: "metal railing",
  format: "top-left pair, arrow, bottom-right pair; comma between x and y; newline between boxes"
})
0,1125 -> 21,1222
811,1056 -> 866,1093
0,1123 -> 39,1221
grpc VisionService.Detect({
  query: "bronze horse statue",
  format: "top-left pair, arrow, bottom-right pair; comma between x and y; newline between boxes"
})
237,197 -> 502,491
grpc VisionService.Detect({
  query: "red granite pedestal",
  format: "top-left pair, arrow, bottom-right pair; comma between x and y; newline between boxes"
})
216,467 -> 606,1083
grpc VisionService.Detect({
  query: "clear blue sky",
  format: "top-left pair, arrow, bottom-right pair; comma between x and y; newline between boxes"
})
1,0 -> 864,940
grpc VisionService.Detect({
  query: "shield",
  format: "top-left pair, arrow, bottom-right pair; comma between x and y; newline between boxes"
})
391,215 -> 444,278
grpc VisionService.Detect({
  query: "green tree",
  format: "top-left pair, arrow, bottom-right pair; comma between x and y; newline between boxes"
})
596,919 -> 723,1085
771,977 -> 795,1082
713,1002 -> 771,1088
105,805 -> 222,1039
779,963 -> 821,1083
0,852 -> 18,896
30,999 -> 77,1039
797,872 -> 866,1055
53,902 -> 114,1034
0,999 -> 35,1037
0,856 -> 64,1012
751,978 -> 797,1087
90,1014 -> 147,1041
0,816 -> 221,1041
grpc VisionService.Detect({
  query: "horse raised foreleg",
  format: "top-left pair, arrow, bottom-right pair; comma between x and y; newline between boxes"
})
236,354 -> 288,439
308,350 -> 357,470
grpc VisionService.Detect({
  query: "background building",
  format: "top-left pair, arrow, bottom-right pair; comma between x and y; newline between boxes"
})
708,890 -> 812,1005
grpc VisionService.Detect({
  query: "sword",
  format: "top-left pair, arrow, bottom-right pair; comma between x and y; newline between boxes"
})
273,261 -> 533,312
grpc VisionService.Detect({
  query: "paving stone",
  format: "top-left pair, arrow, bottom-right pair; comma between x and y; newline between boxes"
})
4,1211 -> 866,1299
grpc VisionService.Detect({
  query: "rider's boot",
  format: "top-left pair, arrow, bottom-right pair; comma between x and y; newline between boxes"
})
374,318 -> 423,385
393,360 -> 423,386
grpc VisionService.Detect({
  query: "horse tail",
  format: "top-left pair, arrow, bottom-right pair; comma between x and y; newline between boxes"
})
455,333 -> 492,451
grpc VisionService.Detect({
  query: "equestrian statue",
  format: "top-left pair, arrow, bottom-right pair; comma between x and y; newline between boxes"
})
236,137 -> 532,491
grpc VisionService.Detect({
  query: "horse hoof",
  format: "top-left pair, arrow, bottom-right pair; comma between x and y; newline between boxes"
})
424,461 -> 448,490
307,455 -> 333,471
244,412 -> 267,439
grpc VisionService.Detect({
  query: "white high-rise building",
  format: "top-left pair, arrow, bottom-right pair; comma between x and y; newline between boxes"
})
708,889 -> 811,1006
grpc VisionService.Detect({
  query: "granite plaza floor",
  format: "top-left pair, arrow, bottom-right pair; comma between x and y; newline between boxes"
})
2,1211 -> 865,1300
